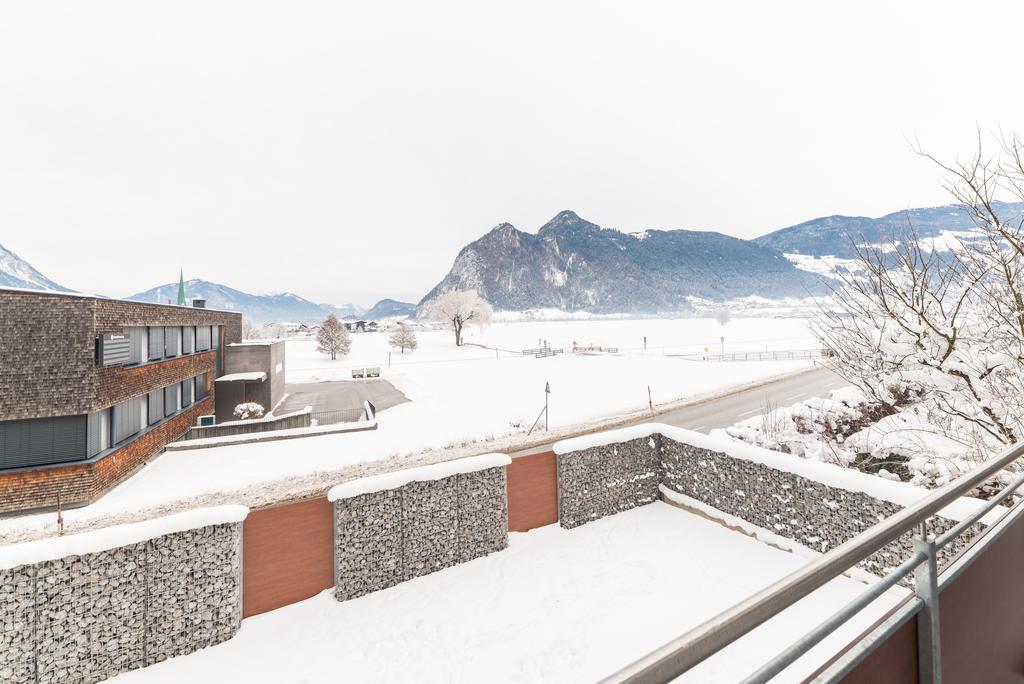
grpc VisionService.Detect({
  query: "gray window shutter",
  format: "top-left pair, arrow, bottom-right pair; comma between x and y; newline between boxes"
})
0,416 -> 87,469
148,390 -> 163,425
148,326 -> 164,360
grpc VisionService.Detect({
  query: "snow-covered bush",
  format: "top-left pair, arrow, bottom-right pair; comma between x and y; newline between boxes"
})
718,388 -> 1010,498
233,402 -> 265,420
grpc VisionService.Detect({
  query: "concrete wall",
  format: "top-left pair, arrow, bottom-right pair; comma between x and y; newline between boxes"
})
222,341 -> 285,416
0,520 -> 242,684
183,410 -> 311,441
333,465 -> 508,601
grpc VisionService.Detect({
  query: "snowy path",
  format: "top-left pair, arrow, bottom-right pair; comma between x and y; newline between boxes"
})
110,503 -> 904,684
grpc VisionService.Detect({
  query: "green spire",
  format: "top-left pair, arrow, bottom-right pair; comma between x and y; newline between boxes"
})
176,270 -> 186,306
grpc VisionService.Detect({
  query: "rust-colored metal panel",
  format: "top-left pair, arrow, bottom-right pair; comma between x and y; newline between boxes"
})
939,512 -> 1024,681
831,610 -> 918,683
243,496 -> 334,618
830,512 -> 1024,683
507,451 -> 558,532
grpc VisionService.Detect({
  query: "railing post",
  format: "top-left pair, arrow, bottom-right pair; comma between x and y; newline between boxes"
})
914,522 -> 941,683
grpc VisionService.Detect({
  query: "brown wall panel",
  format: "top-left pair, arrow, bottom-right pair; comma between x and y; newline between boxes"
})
832,612 -> 917,684
939,511 -> 1024,681
243,496 -> 334,618
507,451 -> 558,532
835,511 -> 1024,683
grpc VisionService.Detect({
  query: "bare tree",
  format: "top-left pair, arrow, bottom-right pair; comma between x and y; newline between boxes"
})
388,322 -> 418,353
429,290 -> 493,346
316,313 -> 351,360
714,308 -> 732,326
816,129 -> 1024,461
242,317 -> 262,341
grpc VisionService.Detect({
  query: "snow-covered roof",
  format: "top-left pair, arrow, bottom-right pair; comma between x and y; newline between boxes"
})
553,423 -> 1003,524
216,371 -> 268,383
0,505 -> 248,570
328,453 -> 511,501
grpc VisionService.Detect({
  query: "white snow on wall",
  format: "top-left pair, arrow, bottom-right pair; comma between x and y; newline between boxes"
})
328,453 -> 511,501
554,423 -> 1002,524
0,505 -> 249,570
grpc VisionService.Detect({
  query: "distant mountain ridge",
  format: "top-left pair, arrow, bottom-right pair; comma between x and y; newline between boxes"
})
754,201 -> 1024,257
420,211 -> 824,313
0,242 -> 69,292
364,299 -> 416,319
127,280 -> 332,323
126,279 -> 412,324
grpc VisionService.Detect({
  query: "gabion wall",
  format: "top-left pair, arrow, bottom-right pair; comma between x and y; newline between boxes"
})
556,437 -> 661,529
0,522 -> 242,684
556,435 -> 981,577
334,465 -> 508,601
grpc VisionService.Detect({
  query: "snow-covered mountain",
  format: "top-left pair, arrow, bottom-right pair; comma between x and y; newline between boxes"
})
325,302 -> 367,319
128,280 -> 335,324
0,242 -> 69,291
420,211 -> 824,314
364,299 -> 416,319
754,201 -> 1024,258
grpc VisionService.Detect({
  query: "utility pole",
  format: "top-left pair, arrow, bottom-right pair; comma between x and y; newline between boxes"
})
545,381 -> 551,431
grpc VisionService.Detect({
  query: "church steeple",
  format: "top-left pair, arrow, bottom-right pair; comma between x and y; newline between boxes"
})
176,270 -> 186,306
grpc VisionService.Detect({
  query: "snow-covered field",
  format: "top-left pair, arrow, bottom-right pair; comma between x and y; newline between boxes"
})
289,316 -> 818,383
110,503 -> 903,684
0,318 -> 816,540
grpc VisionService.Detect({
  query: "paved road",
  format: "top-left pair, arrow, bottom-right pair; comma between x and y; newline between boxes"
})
654,365 -> 849,432
279,379 -> 410,415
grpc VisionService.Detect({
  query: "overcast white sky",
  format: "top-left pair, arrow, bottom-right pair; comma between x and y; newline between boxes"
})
2,1 -> 1022,305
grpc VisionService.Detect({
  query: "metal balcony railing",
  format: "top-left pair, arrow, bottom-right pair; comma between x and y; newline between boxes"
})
601,441 -> 1024,683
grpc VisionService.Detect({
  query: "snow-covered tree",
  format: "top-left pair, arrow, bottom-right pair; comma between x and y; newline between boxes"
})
714,308 -> 732,326
242,317 -> 262,341
816,130 -> 1024,470
388,322 -> 418,353
316,313 -> 351,360
429,290 -> 493,346
233,402 -> 265,420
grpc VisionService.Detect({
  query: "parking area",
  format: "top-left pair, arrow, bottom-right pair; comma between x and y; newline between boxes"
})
279,379 -> 410,417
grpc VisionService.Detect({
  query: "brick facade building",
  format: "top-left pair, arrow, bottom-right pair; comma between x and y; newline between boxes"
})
0,288 -> 242,513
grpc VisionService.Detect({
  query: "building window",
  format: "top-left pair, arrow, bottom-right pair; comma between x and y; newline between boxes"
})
112,396 -> 144,445
127,327 -> 148,366
148,389 -> 164,425
196,373 -> 209,400
212,325 -> 220,349
196,325 -> 211,351
1,416 -> 89,469
182,326 -> 194,354
164,326 -> 181,358
164,384 -> 179,417
148,326 -> 165,361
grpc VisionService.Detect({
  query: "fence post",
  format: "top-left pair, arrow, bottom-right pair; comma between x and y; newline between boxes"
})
914,522 -> 942,683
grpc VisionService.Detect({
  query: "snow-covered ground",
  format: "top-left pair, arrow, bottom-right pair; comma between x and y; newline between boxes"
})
110,503 -> 904,684
0,318 -> 816,541
290,317 -> 818,382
